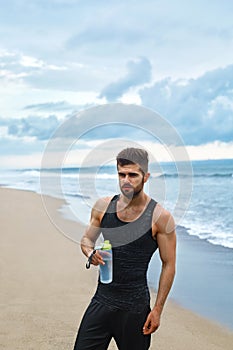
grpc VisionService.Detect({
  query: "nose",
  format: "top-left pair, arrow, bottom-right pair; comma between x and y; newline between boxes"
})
121,176 -> 133,187
122,174 -> 131,182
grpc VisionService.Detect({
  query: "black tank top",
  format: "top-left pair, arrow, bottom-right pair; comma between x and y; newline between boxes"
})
93,195 -> 158,312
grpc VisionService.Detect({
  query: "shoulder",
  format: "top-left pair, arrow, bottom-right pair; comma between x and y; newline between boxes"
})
91,196 -> 114,222
93,196 -> 112,212
152,203 -> 176,235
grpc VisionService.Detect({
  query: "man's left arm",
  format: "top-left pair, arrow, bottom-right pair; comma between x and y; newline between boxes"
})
143,210 -> 176,335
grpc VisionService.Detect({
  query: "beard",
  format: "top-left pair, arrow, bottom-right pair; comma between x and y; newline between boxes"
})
120,178 -> 144,199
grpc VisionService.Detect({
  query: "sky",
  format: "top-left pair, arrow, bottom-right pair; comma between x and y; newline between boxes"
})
0,0 -> 233,168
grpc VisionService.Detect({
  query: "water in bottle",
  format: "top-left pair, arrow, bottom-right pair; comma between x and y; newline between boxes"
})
99,240 -> 112,284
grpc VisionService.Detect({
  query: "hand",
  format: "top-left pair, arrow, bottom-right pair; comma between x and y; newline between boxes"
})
88,250 -> 105,266
143,308 -> 161,335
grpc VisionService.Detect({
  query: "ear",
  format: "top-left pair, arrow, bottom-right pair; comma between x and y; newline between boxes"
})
143,172 -> 150,183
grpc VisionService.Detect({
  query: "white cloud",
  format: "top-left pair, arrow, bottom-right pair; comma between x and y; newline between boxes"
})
99,57 -> 152,101
0,0 -> 233,168
20,54 -> 68,71
120,92 -> 142,105
19,55 -> 44,68
0,48 -> 104,91
0,126 -> 8,137
0,69 -> 29,80
43,139 -> 233,170
46,64 -> 67,71
2,1 -> 233,85
139,65 -> 233,144
186,141 -> 233,161
0,153 -> 43,169
1,138 -> 232,170
0,79 -> 100,119
0,49 -> 16,59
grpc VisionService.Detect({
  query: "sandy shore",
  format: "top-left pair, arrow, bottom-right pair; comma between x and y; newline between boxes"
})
1,187 -> 232,350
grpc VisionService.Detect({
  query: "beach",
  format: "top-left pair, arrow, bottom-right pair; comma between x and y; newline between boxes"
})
1,187 -> 233,350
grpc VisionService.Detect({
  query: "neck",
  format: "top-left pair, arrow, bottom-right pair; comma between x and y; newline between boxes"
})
120,191 -> 148,207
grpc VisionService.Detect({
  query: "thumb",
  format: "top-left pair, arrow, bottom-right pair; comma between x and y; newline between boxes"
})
143,314 -> 151,334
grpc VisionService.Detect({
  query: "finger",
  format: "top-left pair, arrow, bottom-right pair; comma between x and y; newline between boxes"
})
143,324 -> 151,335
143,317 -> 151,334
95,252 -> 105,265
92,253 -> 105,266
143,315 -> 160,335
143,323 -> 158,335
143,328 -> 155,335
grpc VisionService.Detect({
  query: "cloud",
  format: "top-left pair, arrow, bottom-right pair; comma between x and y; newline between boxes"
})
0,51 -> 67,72
1,103 -> 233,165
0,115 -> 60,143
0,125 -> 44,156
66,24 -> 145,52
139,64 -> 233,145
19,55 -> 45,68
99,57 -> 152,101
1,2 -> 233,94
0,69 -> 29,80
45,103 -> 191,157
0,49 -> 104,91
1,1 -> 233,75
1,0 -> 233,167
19,54 -> 67,71
24,101 -> 78,112
0,50 -> 69,87
0,113 -> 64,159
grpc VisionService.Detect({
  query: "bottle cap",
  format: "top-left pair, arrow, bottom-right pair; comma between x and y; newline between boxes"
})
102,240 -> 112,250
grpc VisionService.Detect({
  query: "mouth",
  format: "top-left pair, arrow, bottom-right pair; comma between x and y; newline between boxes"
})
122,185 -> 133,190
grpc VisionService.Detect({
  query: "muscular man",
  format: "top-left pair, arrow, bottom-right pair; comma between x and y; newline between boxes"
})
73,147 -> 176,350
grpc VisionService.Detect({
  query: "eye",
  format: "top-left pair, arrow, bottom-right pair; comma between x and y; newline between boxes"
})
118,172 -> 126,178
128,173 -> 139,177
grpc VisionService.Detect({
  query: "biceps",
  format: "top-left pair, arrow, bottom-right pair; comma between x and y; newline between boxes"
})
157,231 -> 176,264
83,217 -> 101,242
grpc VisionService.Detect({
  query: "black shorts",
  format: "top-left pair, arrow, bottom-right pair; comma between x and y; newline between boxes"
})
73,298 -> 151,350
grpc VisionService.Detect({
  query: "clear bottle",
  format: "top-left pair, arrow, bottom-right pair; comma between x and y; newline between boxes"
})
99,240 -> 112,284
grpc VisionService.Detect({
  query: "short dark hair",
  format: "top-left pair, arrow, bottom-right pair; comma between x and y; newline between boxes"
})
116,147 -> 149,174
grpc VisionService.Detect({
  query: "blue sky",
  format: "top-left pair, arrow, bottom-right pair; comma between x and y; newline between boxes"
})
0,0 -> 233,167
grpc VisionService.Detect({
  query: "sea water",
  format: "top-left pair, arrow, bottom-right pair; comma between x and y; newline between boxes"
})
1,159 -> 232,249
1,159 -> 233,328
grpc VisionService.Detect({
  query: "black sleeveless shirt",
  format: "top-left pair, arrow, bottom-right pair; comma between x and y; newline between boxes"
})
93,195 -> 158,312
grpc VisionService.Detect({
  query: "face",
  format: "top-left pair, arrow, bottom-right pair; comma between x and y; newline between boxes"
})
117,163 -> 150,199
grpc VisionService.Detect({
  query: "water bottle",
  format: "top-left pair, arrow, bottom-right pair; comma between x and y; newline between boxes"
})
99,240 -> 112,284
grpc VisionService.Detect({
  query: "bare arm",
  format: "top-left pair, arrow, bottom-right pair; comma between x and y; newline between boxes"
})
81,197 -> 110,266
143,208 -> 176,335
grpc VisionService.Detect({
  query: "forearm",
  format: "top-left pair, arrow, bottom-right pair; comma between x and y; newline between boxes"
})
143,262 -> 175,335
153,262 -> 175,314
81,235 -> 95,258
144,222 -> 176,335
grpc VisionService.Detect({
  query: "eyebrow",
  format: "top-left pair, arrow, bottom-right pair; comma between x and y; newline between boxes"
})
118,172 -> 140,177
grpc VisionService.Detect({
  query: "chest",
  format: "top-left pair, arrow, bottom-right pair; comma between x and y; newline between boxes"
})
116,203 -> 146,222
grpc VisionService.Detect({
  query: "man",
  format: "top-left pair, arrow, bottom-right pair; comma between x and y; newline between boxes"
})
73,147 -> 176,350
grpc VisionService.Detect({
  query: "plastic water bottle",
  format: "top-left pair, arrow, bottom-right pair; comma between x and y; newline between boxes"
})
99,240 -> 112,284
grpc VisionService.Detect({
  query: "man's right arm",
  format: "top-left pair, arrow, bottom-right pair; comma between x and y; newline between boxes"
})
81,197 -> 110,266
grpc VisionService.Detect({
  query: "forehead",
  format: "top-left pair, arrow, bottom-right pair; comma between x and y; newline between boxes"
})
117,163 -> 142,173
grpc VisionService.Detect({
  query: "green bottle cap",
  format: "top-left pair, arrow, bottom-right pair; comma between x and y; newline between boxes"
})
102,240 -> 112,250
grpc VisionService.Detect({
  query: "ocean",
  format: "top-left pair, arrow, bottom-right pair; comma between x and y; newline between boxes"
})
1,158 -> 233,328
1,159 -> 232,249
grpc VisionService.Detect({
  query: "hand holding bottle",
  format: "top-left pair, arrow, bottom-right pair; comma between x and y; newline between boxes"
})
88,250 -> 105,266
86,240 -> 113,284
